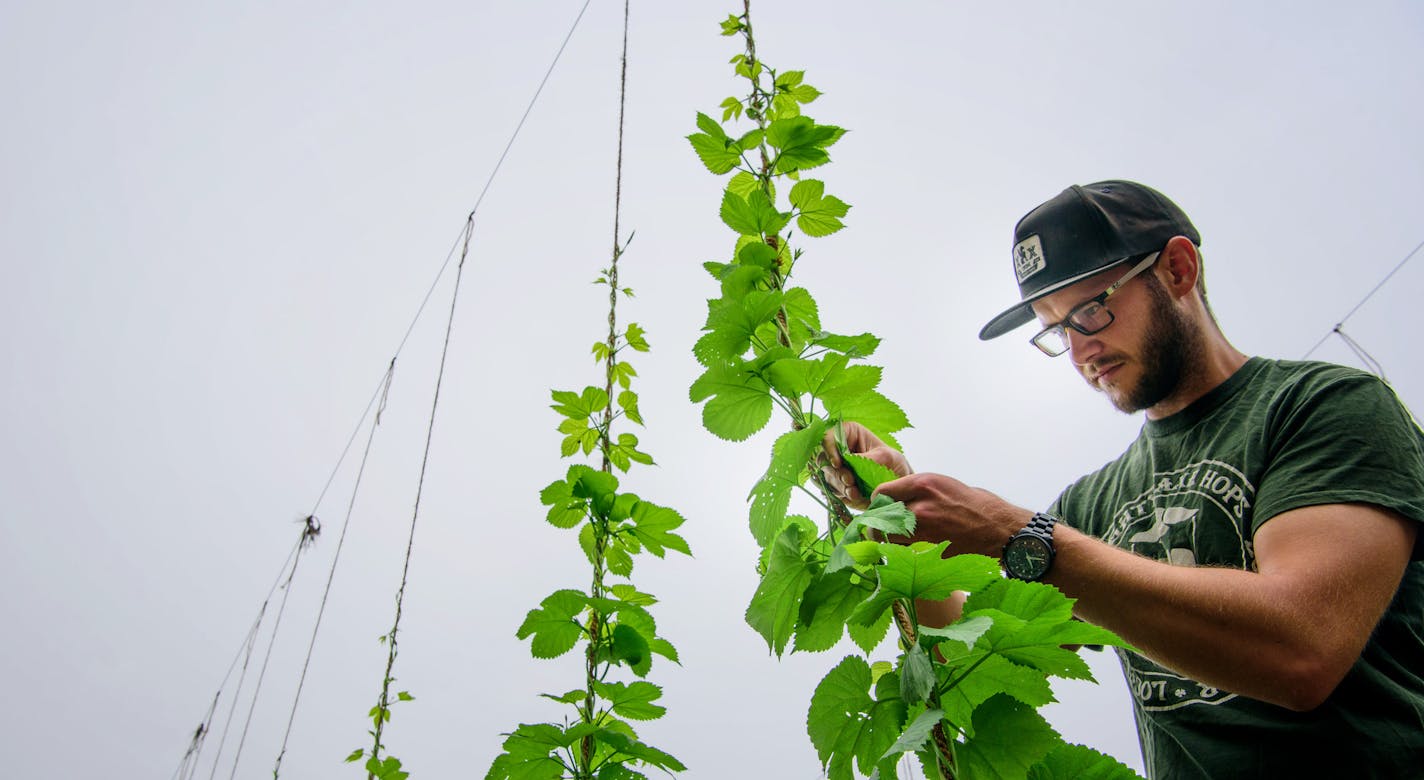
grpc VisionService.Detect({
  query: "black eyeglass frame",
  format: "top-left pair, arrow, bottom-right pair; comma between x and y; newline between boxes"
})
1029,251 -> 1161,357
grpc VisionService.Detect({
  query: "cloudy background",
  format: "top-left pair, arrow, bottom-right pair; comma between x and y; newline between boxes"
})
3,1 -> 1422,777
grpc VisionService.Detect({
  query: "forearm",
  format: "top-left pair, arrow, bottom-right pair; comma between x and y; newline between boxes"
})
1047,519 -> 1401,711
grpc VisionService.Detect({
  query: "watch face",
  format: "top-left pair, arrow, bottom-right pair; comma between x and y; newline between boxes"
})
1005,535 -> 1052,580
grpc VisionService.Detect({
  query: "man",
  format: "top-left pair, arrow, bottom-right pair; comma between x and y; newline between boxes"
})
823,180 -> 1424,778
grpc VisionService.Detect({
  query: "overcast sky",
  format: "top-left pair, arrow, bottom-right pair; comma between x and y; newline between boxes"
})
3,1 -> 1422,778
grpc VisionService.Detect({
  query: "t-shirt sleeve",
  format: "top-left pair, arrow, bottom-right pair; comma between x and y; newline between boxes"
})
1253,370 -> 1424,554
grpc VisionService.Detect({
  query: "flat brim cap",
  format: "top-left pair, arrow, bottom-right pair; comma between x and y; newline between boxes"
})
978,180 -> 1200,340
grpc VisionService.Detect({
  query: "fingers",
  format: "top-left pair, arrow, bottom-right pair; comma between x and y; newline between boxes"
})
821,465 -> 867,509
819,429 -> 844,468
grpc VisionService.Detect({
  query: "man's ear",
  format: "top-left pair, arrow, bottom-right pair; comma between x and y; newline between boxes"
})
1157,235 -> 1200,299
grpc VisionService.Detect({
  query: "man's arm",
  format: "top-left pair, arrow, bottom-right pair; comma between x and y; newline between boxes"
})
876,468 -> 1417,712
1053,502 -> 1415,711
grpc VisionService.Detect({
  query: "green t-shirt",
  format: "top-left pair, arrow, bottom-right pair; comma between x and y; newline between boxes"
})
1050,357 -> 1424,779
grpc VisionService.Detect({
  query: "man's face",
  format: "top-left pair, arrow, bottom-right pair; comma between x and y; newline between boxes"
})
1030,263 -> 1200,414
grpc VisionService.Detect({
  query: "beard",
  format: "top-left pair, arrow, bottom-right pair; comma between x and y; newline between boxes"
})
1103,277 -> 1203,414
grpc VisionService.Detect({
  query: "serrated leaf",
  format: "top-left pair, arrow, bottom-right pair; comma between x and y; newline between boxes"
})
539,479 -> 587,529
847,600 -> 893,654
745,419 -> 830,544
593,680 -> 666,721
345,748 -> 365,763
628,500 -> 691,557
806,655 -> 907,778
617,390 -> 643,426
844,452 -> 901,496
957,695 -> 1060,780
793,568 -> 869,653
844,495 -> 916,540
825,390 -> 910,449
726,170 -> 768,200
879,706 -> 943,764
745,523 -> 815,656
900,642 -> 936,705
1027,742 -> 1144,780
879,545 -> 1000,603
609,622 -> 651,676
624,322 -> 650,352
789,179 -> 851,237
814,331 -> 881,358
606,540 -> 634,577
766,116 -> 844,173
720,95 -> 744,122
719,187 -> 791,237
939,653 -> 1054,731
516,589 -> 587,659
612,360 -> 637,390
690,365 -> 774,441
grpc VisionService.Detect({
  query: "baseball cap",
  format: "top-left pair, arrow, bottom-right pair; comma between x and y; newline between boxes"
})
978,180 -> 1200,341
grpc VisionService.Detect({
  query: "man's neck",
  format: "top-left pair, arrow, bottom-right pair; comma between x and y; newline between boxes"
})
1145,337 -> 1249,421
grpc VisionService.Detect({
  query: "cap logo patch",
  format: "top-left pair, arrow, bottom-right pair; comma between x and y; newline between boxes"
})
1013,235 -> 1046,284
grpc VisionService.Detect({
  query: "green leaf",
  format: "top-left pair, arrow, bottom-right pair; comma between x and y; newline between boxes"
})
720,95 -> 743,122
486,723 -> 571,780
900,642 -> 936,705
843,495 -> 916,541
718,13 -> 742,35
396,690 -> 414,702
849,546 -> 997,629
628,500 -> 692,557
789,179 -> 851,237
766,116 -> 844,174
793,568 -> 869,653
593,680 -> 667,721
624,322 -> 650,352
719,187 -> 791,237
538,478 -> 586,529
687,112 -> 740,174
806,655 -> 907,779
570,465 -> 620,517
842,453 -> 901,495
689,363 -> 774,441
956,694 -> 1060,780
825,390 -> 910,449
345,748 -> 365,763
847,599 -> 893,654
610,583 -> 657,606
1028,742 -> 1144,780
964,579 -> 1131,679
696,290 -> 784,364
612,360 -> 637,390
879,706 -> 943,764
606,540 -> 634,577
515,589 -> 587,659
781,286 -> 822,345
609,623 -> 651,675
747,419 -> 830,545
726,170 -> 768,200
939,653 -> 1054,731
617,390 -> 643,426
814,331 -> 881,358
745,523 -> 815,656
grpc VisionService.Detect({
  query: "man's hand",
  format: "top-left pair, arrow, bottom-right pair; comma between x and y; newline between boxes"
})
874,472 -> 1033,557
819,421 -> 912,509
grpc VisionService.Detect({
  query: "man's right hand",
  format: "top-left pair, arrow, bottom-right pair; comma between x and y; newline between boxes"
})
819,421 -> 912,509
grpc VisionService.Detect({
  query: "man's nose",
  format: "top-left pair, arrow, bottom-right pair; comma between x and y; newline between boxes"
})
1066,327 -> 1103,365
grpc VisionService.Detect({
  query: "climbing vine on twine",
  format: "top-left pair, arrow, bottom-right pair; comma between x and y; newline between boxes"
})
686,5 -> 1142,778
486,2 -> 691,777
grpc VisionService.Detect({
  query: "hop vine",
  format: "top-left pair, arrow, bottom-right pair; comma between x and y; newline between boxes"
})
687,6 -> 1141,779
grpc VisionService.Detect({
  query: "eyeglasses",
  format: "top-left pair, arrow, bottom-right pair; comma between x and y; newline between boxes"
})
1030,251 -> 1160,357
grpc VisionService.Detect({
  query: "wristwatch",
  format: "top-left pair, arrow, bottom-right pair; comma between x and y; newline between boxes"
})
1002,512 -> 1057,581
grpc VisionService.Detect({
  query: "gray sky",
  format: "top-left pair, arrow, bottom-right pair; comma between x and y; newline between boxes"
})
3,1 -> 1422,777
